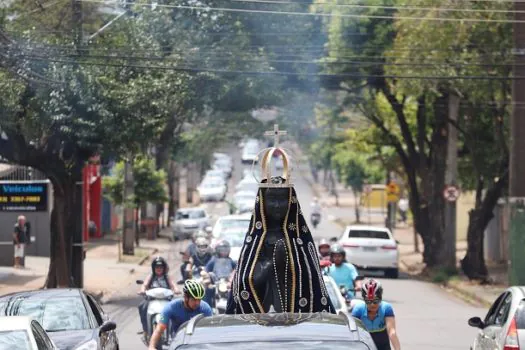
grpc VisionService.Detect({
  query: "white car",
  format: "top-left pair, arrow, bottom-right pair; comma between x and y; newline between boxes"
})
232,190 -> 257,214
198,179 -> 227,202
468,286 -> 525,350
213,159 -> 232,178
213,152 -> 232,166
338,225 -> 399,278
172,207 -> 210,240
212,226 -> 247,263
204,169 -> 228,182
0,316 -> 58,349
212,214 -> 251,239
241,144 -> 260,164
235,176 -> 259,192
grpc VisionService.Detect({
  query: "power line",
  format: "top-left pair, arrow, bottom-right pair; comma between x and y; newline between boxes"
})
17,53 -> 518,79
77,0 -> 525,23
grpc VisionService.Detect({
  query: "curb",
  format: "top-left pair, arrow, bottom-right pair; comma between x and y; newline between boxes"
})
444,281 -> 493,308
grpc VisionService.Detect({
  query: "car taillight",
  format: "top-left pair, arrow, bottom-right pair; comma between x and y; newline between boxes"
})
381,245 -> 397,250
343,243 -> 359,248
504,317 -> 520,350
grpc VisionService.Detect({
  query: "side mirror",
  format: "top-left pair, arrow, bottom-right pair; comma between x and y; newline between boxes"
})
136,280 -> 144,285
99,321 -> 116,335
468,317 -> 485,329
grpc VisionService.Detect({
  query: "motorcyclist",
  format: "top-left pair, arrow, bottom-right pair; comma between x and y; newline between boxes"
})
325,244 -> 359,300
148,280 -> 213,350
138,256 -> 177,339
179,231 -> 208,282
190,237 -> 213,272
318,239 -> 332,268
310,197 -> 322,227
351,279 -> 401,350
205,240 -> 237,280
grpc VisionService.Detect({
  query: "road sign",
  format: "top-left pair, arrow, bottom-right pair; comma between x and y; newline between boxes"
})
443,185 -> 460,202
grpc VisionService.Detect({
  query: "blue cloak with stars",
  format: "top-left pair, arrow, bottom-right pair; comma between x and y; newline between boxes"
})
226,185 -> 336,314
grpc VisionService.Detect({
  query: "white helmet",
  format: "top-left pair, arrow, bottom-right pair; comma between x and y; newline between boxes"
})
195,237 -> 210,256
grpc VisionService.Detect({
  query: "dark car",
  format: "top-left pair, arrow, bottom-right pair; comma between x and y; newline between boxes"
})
168,312 -> 377,350
0,288 -> 118,350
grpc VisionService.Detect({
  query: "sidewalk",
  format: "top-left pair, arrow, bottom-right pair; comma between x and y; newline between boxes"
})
293,143 -> 506,308
0,228 -> 176,303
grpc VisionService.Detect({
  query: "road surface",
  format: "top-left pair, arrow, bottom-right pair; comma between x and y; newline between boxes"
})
103,145 -> 488,349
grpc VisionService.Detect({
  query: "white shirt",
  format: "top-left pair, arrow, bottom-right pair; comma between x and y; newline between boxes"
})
398,199 -> 409,211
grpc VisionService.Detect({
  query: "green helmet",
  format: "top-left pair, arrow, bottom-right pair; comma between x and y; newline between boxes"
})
183,280 -> 206,300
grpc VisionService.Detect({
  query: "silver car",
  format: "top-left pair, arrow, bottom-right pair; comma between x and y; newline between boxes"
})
172,207 -> 210,240
468,286 -> 525,350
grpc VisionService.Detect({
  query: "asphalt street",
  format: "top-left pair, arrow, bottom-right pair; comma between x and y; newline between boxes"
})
102,144 -> 488,349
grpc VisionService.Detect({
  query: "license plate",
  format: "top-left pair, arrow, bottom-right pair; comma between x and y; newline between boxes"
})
363,247 -> 377,252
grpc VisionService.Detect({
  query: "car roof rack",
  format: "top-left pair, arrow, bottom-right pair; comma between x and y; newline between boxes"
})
185,314 -> 206,335
338,311 -> 357,332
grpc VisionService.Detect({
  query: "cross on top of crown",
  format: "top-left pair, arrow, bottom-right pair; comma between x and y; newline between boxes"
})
264,124 -> 287,147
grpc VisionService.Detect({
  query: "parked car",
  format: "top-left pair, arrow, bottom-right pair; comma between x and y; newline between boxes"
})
232,190 -> 257,214
0,289 -> 118,350
168,312 -> 377,350
213,159 -> 232,178
213,152 -> 232,166
235,177 -> 259,193
204,169 -> 228,183
338,225 -> 399,278
0,316 -> 58,349
198,179 -> 227,203
468,286 -> 525,350
241,143 -> 260,164
173,207 -> 210,240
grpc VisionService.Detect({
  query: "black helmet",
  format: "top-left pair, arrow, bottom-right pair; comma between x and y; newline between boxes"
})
330,244 -> 346,257
151,256 -> 168,273
215,240 -> 231,257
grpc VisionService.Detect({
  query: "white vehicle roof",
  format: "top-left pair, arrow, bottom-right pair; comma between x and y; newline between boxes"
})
234,190 -> 257,197
177,207 -> 207,213
0,316 -> 33,331
217,214 -> 251,221
345,225 -> 391,232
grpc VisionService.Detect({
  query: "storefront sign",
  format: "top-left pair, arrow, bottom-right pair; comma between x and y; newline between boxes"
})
0,181 -> 48,211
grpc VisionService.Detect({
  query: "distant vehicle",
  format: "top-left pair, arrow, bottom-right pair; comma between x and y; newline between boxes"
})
0,289 -> 118,350
212,226 -> 246,263
241,143 -> 260,164
168,312 -> 377,350
468,286 -> 525,350
198,179 -> 227,203
213,152 -> 233,166
242,168 -> 261,180
173,207 -> 210,240
338,225 -> 399,278
212,214 -> 251,239
204,169 -> 228,182
213,159 -> 232,178
232,190 -> 257,214
0,316 -> 58,349
235,176 -> 259,193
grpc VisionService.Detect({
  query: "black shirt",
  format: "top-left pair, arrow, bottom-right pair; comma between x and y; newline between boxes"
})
13,223 -> 27,244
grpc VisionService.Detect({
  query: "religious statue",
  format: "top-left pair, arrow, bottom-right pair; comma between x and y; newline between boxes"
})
226,126 -> 335,314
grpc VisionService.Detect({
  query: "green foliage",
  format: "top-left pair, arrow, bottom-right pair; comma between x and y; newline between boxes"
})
103,155 -> 168,207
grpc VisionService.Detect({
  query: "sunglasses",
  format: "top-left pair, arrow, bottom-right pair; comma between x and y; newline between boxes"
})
365,299 -> 381,305
197,245 -> 208,249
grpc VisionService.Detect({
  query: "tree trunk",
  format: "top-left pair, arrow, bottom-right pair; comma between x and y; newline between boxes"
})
44,178 -> 75,288
461,171 -> 508,280
353,188 -> 361,223
135,206 -> 140,246
167,160 -> 179,226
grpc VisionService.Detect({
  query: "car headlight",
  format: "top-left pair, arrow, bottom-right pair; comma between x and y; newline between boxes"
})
74,339 -> 98,350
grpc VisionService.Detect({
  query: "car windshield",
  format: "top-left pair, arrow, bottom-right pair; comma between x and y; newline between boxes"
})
0,330 -> 31,350
348,230 -> 389,239
5,296 -> 91,331
219,230 -> 246,247
177,210 -> 205,219
215,219 -> 250,238
177,341 -> 369,349
324,281 -> 342,310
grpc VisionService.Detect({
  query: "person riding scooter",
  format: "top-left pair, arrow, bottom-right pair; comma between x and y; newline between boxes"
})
179,231 -> 208,282
206,240 -> 237,280
310,197 -> 322,228
318,238 -> 332,268
325,244 -> 359,301
138,257 -> 177,339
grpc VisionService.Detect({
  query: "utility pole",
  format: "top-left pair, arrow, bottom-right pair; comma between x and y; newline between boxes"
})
122,158 -> 135,255
70,0 -> 84,288
509,0 -> 525,285
443,94 -> 459,272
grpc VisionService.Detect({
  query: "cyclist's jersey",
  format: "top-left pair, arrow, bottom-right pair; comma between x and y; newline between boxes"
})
351,300 -> 394,350
159,298 -> 213,334
325,263 -> 358,298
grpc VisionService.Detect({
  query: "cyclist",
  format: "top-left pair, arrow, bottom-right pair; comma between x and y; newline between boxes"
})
148,280 -> 213,350
325,244 -> 359,299
351,279 -> 401,350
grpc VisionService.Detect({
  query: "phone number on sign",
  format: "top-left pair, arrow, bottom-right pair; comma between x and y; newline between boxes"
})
0,196 -> 42,203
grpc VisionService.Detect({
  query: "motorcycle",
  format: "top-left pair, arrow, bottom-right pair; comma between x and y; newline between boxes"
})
136,280 -> 174,349
340,276 -> 365,312
190,266 -> 217,311
213,277 -> 231,314
311,213 -> 321,228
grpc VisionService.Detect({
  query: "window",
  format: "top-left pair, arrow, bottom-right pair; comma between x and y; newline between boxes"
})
177,341 -> 370,350
494,293 -> 513,325
347,230 -> 390,240
0,330 -> 31,350
177,211 -> 206,219
485,292 -> 507,325
10,296 -> 91,332
86,295 -> 104,326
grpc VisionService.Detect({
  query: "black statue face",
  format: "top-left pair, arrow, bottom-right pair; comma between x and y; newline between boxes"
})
261,187 -> 289,225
